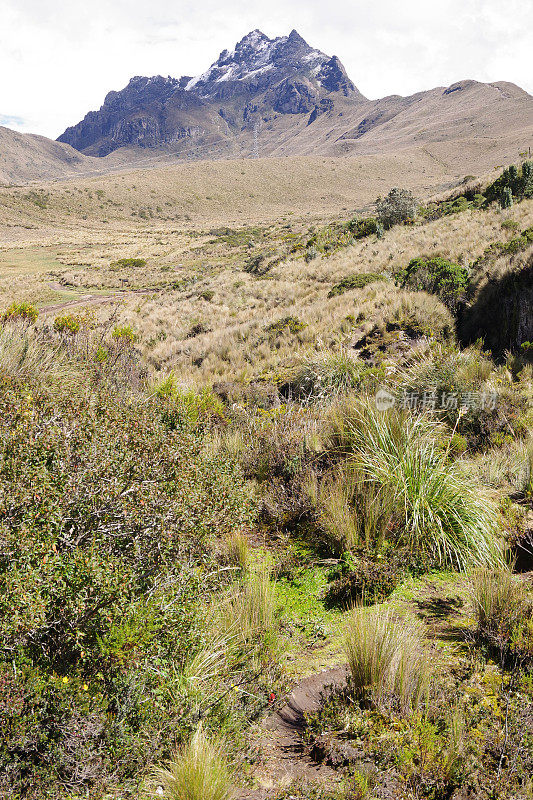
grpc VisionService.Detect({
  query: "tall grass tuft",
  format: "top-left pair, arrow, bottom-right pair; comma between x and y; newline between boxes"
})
307,465 -> 394,554
147,725 -> 234,800
343,607 -> 431,715
471,568 -> 529,640
325,398 -> 503,569
215,567 -> 279,657
225,532 -> 249,572
0,324 -> 81,388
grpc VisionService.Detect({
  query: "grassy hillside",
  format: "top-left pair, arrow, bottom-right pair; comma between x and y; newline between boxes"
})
0,162 -> 532,800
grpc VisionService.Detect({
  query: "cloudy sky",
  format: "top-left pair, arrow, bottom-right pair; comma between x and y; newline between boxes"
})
1,0 -> 532,139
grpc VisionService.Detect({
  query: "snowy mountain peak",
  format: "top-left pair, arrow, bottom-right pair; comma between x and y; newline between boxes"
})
184,29 -> 353,99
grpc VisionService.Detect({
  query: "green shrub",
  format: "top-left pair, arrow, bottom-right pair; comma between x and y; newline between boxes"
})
265,316 -> 307,337
53,312 -> 81,334
328,273 -> 386,298
484,161 -> 533,204
112,323 -> 138,343
376,188 -> 418,229
325,554 -> 404,607
110,257 -> 147,270
500,187 -> 513,208
399,257 -> 469,312
347,217 -> 379,239
0,369 -> 254,794
2,301 -> 39,323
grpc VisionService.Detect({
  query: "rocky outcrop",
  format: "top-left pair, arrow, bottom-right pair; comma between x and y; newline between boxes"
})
459,254 -> 533,357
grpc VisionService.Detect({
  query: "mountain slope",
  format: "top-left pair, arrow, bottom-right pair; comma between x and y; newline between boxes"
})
56,29 -> 533,165
0,126 -> 97,183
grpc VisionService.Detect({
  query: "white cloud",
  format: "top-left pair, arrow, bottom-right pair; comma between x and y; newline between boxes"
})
1,0 -> 531,138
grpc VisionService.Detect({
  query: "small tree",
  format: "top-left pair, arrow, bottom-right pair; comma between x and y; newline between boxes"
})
376,188 -> 418,229
500,187 -> 513,209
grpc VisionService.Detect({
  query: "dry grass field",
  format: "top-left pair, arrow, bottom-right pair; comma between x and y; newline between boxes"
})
0,154 -> 531,387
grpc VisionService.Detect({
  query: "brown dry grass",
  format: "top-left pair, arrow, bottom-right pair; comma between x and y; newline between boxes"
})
0,154 -> 531,388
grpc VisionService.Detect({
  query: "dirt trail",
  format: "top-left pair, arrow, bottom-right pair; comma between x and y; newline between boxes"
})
41,284 -> 160,314
237,665 -> 349,799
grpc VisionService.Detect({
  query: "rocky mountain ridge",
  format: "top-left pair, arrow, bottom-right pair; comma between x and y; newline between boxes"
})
57,29 -> 364,156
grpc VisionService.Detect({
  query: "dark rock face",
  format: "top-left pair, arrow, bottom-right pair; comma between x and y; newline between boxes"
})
459,256 -> 533,357
272,78 -> 319,114
57,29 -> 365,155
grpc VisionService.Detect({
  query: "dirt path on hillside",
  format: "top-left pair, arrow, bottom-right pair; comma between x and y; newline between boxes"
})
41,284 -> 160,314
236,666 -> 349,799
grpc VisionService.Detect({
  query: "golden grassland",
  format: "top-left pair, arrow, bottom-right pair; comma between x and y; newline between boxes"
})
0,167 -> 531,387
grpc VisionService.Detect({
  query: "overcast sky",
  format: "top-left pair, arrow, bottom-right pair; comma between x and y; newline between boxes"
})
1,0 -> 532,139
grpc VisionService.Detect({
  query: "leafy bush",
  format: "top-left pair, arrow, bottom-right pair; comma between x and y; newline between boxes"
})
110,257 -> 147,270
347,217 -> 379,239
325,554 -> 404,607
484,161 -> 533,204
328,273 -> 386,298
376,188 -> 418,229
112,323 -> 138,343
53,312 -> 82,334
399,257 -> 469,312
0,364 -> 254,795
2,301 -> 38,323
265,316 -> 307,337
343,607 -> 430,715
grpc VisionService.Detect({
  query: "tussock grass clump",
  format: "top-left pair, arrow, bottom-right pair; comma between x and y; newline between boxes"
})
0,324 -> 81,387
283,349 -> 381,402
343,607 -> 431,715
325,398 -> 503,569
147,725 -> 234,800
225,532 -> 249,571
328,272 -> 386,298
216,567 -> 280,657
471,568 -> 530,640
470,568 -> 533,666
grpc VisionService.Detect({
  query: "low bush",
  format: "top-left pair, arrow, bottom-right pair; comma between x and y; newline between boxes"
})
0,357 -> 255,795
398,256 -> 469,312
265,316 -> 307,337
110,257 -> 147,270
325,553 -> 404,607
484,161 -> 533,204
328,273 -> 386,298
376,188 -> 418,229
2,301 -> 39,323
53,312 -> 82,334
